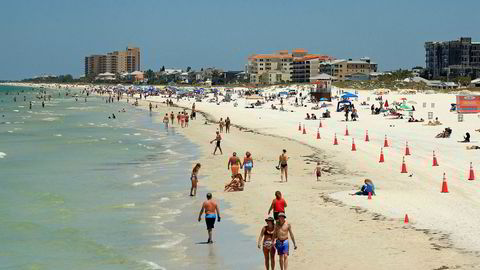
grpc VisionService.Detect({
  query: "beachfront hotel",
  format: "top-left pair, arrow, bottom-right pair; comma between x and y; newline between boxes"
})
247,49 -> 334,84
425,37 -> 480,79
84,46 -> 141,77
319,57 -> 378,81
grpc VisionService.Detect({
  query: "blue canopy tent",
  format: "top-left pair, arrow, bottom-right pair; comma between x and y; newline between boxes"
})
337,100 -> 352,112
319,97 -> 329,101
341,92 -> 358,99
278,91 -> 288,97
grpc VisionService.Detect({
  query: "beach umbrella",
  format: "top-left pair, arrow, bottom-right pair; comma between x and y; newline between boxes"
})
400,97 -> 407,100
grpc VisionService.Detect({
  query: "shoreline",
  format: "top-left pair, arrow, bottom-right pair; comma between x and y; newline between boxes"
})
4,82 -> 480,269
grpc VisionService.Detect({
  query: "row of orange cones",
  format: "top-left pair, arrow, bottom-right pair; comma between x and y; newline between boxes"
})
298,122 -> 476,181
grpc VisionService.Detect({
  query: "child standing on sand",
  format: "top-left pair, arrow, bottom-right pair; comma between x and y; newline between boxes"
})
314,162 -> 321,181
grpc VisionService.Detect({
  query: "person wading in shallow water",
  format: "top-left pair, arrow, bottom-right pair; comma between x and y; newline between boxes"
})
190,163 -> 201,196
198,193 -> 221,243
210,131 -> 223,155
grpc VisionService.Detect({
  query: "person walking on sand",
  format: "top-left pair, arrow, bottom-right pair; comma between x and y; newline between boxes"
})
225,117 -> 231,133
243,151 -> 253,182
228,152 -> 242,177
190,163 -> 201,196
274,213 -> 297,270
219,118 -> 225,133
170,111 -> 174,125
258,217 -> 276,270
177,112 -> 181,125
268,191 -> 287,220
314,162 -> 321,181
149,102 -> 153,112
210,131 -> 223,155
163,113 -> 169,129
278,149 -> 289,182
198,193 -> 221,243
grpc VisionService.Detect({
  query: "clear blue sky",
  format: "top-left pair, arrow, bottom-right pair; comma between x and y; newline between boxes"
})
1,0 -> 479,80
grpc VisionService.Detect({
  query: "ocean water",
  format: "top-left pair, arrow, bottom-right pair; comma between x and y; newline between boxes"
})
0,85 -> 260,270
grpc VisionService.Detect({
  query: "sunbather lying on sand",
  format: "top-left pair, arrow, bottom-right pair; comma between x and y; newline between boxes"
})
466,145 -> 480,150
224,174 -> 245,192
435,127 -> 452,138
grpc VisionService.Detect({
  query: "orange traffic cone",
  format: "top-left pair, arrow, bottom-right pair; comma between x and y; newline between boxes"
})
441,173 -> 449,193
302,125 -> 306,134
432,151 -> 439,166
333,133 -> 338,145
316,129 -> 321,139
345,125 -> 349,136
365,130 -> 370,142
401,156 -> 408,173
405,141 -> 411,156
379,148 -> 385,163
351,138 -> 357,151
468,162 -> 475,181
384,135 -> 389,147
319,120 -> 322,128
404,214 -> 409,224
298,122 -> 301,131
368,192 -> 372,200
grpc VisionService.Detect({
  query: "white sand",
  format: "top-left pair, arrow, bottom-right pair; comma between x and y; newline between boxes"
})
146,89 -> 480,269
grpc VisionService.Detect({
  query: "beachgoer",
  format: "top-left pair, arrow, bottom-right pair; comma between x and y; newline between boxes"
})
185,113 -> 189,127
219,118 -> 224,133
163,113 -> 169,129
198,193 -> 221,243
243,151 -> 253,181
278,149 -> 289,182
350,179 -> 375,196
210,131 -> 223,155
258,217 -> 276,270
181,112 -> 185,128
225,117 -> 231,133
268,191 -> 287,220
149,102 -> 153,112
228,152 -> 242,177
463,132 -> 471,143
274,213 -> 297,270
190,163 -> 201,196
224,173 -> 245,192
177,112 -> 181,124
344,106 -> 349,121
170,112 -> 174,125
314,162 -> 321,181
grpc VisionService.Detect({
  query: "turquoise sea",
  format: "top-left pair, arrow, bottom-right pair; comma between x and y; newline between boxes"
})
0,85 -> 259,270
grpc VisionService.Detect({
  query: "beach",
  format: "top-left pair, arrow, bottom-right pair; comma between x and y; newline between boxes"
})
2,82 -> 480,269
145,88 -> 480,269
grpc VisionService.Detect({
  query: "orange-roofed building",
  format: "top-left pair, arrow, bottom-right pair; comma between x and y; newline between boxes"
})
247,49 -> 334,84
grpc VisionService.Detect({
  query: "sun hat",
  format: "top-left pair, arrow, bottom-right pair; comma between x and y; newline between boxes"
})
278,212 -> 286,218
265,217 -> 275,223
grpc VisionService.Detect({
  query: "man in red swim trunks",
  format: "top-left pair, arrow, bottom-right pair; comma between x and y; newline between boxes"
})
268,191 -> 287,220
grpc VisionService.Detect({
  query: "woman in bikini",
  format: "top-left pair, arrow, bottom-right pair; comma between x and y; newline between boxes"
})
190,163 -> 201,196
228,152 -> 242,177
258,217 -> 276,270
243,151 -> 253,182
